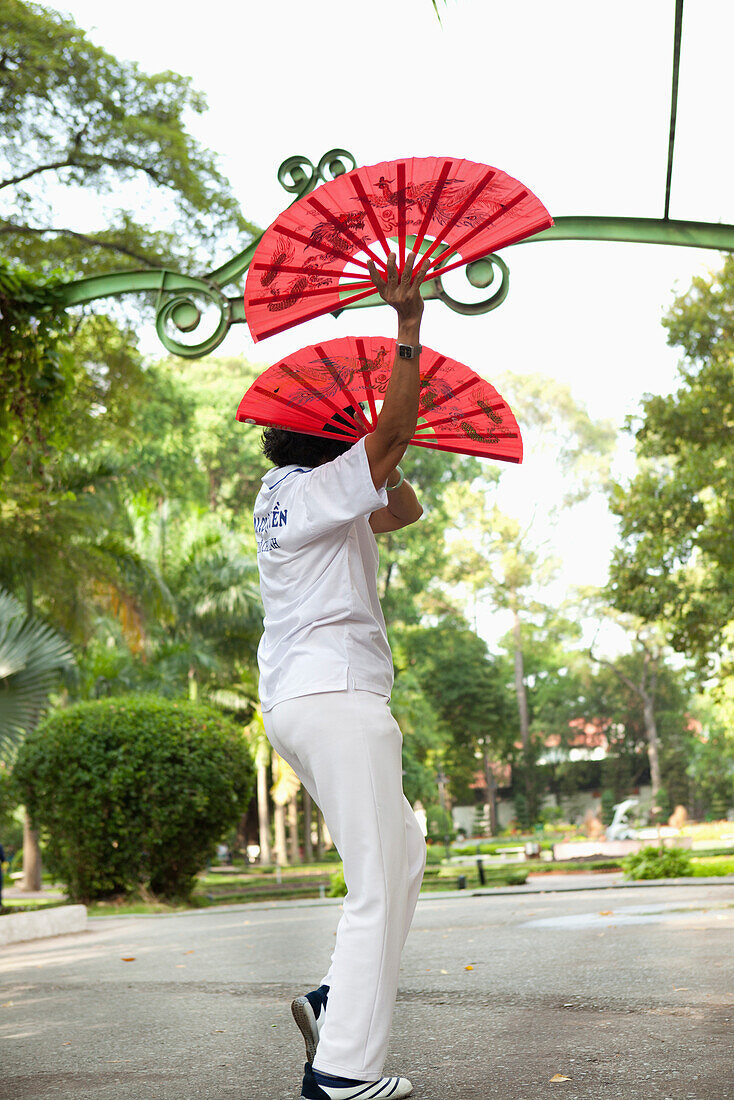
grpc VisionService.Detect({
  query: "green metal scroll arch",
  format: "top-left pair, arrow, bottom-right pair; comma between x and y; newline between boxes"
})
56,144 -> 734,360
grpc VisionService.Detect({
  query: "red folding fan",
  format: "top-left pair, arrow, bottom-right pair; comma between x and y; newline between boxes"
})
236,336 -> 522,463
244,155 -> 552,343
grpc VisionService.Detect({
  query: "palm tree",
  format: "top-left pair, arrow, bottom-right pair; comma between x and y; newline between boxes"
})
0,588 -> 75,889
0,451 -> 171,645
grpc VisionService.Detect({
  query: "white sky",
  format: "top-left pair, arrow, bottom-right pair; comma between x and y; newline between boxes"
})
58,0 -> 734,651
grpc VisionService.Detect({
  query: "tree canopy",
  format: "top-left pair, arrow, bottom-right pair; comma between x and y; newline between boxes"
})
608,256 -> 734,669
0,0 -> 257,275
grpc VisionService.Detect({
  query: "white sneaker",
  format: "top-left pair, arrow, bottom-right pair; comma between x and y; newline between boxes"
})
300,1062 -> 413,1099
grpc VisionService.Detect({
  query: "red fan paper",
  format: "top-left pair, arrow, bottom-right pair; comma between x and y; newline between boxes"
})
244,155 -> 552,343
236,336 -> 523,464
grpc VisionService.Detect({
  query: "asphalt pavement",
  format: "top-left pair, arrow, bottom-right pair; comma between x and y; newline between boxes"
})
1,878 -> 733,1100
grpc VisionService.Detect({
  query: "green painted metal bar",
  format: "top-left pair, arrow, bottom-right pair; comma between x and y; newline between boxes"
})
51,133 -> 734,361
521,216 -> 734,251
59,268 -> 220,308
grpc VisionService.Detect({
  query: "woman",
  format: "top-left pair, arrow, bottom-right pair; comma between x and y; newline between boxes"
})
254,253 -> 428,1100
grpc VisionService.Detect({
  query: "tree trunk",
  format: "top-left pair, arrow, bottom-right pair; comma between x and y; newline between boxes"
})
315,805 -> 324,860
511,602 -> 534,819
512,604 -> 530,753
288,795 -> 300,865
22,810 -> 42,892
482,748 -> 498,837
187,666 -> 197,703
303,789 -> 313,863
256,754 -> 271,864
642,694 -> 663,802
273,802 -> 288,866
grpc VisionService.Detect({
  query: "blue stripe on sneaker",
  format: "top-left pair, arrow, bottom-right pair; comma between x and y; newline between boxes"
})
351,1082 -> 389,1098
368,1081 -> 394,1098
384,1081 -> 401,1097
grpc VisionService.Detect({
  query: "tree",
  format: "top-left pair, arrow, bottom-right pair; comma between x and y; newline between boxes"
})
608,256 -> 734,669
1,0 -> 257,276
449,499 -> 561,821
0,587 -> 75,889
0,258 -> 72,480
403,618 -> 513,834
445,375 -> 616,820
271,753 -> 300,867
378,448 -> 483,625
585,617 -> 694,812
246,708 -> 272,865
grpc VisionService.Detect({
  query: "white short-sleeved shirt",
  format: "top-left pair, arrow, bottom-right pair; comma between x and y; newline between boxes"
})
254,437 -> 392,710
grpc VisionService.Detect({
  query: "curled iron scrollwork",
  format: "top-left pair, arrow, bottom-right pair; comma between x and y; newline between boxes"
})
277,155 -> 318,201
432,252 -> 510,316
155,278 -> 231,359
315,148 -> 357,183
277,148 -> 357,204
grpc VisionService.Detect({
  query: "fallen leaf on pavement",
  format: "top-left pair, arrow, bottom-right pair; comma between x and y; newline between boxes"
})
121,957 -> 136,962
550,1073 -> 572,1082
599,910 -> 613,916
464,965 -> 474,970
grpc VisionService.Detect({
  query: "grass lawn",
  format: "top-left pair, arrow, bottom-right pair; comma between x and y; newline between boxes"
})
690,855 -> 734,876
20,849 -> 734,920
0,897 -> 68,914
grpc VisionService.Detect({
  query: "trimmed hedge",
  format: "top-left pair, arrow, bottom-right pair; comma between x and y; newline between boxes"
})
13,695 -> 254,902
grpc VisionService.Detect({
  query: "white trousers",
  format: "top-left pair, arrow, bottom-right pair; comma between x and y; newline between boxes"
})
263,687 -> 427,1081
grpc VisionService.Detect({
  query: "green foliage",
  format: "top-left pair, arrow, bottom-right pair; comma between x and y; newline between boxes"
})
1,0 -> 257,276
328,868 -> 347,897
0,258 -> 72,475
0,587 -> 75,759
425,804 -> 455,843
13,694 -> 254,901
0,762 -> 22,851
601,789 -> 616,826
622,844 -> 693,880
691,857 -> 734,876
609,256 -> 734,667
653,786 -> 671,822
513,790 -> 531,831
380,449 -> 482,624
397,617 -> 514,812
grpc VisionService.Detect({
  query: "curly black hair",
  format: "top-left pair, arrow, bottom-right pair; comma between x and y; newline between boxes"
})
261,427 -> 353,468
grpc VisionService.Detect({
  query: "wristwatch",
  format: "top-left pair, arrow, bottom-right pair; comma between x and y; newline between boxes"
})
397,343 -> 422,359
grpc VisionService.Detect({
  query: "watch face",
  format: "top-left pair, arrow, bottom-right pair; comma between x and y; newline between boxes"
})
398,345 -> 412,359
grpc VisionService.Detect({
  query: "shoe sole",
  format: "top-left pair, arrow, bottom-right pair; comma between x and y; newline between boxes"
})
291,995 -> 319,1063
300,1081 -> 413,1099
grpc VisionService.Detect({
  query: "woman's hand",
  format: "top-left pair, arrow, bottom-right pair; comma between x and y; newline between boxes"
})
367,252 -> 426,326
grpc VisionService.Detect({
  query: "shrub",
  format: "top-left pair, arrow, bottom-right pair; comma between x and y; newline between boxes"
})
622,844 -> 693,881
328,868 -> 347,897
13,695 -> 254,902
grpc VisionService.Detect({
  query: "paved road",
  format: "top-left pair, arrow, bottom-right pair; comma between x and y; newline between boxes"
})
1,881 -> 733,1100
